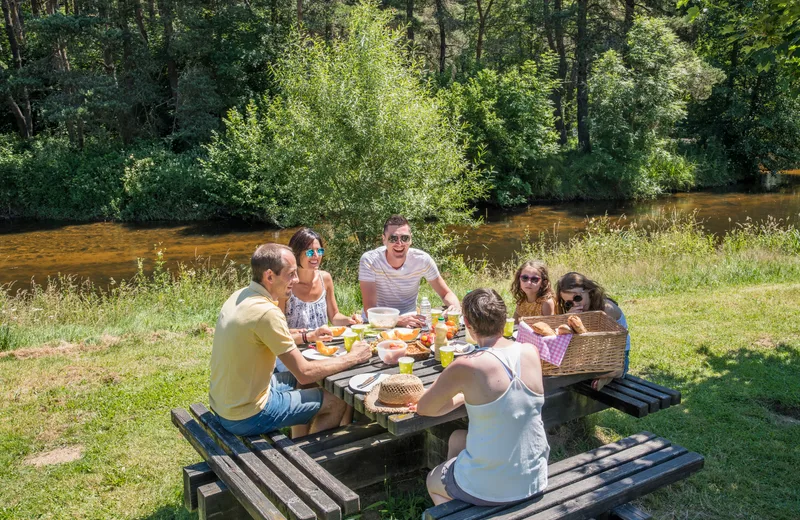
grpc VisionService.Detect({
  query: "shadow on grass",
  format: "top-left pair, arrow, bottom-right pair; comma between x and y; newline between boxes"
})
592,340 -> 800,519
137,504 -> 197,520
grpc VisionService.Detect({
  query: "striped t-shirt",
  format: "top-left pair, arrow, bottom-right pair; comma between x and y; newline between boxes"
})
358,247 -> 440,315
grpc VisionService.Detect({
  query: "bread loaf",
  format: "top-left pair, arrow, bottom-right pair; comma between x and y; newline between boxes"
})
567,315 -> 588,334
532,322 -> 557,336
556,324 -> 573,335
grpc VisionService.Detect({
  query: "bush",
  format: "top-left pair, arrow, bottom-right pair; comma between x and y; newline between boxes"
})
438,61 -> 560,206
0,135 -> 213,221
583,17 -> 725,199
203,1 -> 485,275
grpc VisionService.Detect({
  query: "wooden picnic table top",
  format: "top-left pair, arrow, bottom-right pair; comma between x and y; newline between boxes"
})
307,327 -> 607,436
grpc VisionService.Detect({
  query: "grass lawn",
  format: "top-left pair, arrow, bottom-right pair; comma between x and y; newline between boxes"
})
1,217 -> 799,519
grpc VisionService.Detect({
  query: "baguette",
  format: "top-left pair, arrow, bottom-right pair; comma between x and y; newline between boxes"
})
555,324 -> 573,335
532,322 -> 556,336
567,315 -> 588,334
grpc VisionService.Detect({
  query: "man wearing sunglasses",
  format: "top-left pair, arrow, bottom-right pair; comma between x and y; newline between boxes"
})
359,215 -> 460,328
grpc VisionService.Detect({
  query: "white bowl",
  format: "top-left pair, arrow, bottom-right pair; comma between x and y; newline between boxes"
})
367,307 -> 400,328
376,339 -> 408,364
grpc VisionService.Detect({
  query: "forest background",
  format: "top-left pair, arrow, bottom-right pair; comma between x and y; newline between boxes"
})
1,0 -> 799,238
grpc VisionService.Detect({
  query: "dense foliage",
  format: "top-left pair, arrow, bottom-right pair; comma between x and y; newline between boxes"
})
1,0 -> 799,219
202,3 -> 483,272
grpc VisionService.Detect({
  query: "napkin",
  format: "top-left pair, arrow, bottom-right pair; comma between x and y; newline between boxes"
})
517,321 -> 572,366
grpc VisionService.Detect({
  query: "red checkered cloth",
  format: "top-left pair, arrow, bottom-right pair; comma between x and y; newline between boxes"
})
517,321 -> 572,366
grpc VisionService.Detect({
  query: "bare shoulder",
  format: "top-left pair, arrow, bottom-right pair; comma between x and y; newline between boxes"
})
603,299 -> 622,320
320,270 -> 334,287
518,342 -> 542,363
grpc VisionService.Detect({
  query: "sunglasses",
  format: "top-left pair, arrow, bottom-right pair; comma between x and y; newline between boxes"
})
387,234 -> 412,244
304,248 -> 325,257
562,294 -> 583,311
520,275 -> 541,284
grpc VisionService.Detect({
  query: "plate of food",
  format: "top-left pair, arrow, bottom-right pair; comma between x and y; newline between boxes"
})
450,341 -> 475,356
349,373 -> 390,393
302,342 -> 347,360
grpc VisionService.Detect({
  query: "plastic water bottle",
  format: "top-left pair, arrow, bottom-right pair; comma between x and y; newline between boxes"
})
420,296 -> 432,330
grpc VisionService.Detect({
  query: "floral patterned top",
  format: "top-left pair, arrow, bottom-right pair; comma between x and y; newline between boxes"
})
515,296 -> 552,319
285,273 -> 329,330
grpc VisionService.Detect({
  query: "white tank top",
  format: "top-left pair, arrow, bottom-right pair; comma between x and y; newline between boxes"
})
453,342 -> 550,502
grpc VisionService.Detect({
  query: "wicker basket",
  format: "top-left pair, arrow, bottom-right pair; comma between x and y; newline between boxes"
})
520,311 -> 627,376
405,341 -> 432,361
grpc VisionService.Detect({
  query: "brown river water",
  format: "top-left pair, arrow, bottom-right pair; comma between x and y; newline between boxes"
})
2,176 -> 799,292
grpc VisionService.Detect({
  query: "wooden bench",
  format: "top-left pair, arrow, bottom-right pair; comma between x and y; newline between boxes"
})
422,431 -> 702,520
573,375 -> 681,418
177,407 -> 425,519
176,376 -> 688,519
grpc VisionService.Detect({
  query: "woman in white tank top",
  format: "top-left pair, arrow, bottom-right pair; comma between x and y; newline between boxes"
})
413,288 -> 550,506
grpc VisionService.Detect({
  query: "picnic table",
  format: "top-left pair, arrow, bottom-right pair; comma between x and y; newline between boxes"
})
314,326 -> 674,436
175,325 -> 692,520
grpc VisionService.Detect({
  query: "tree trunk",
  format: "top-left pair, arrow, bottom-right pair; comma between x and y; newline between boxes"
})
297,0 -> 301,24
158,0 -> 178,111
544,0 -> 568,145
435,0 -> 446,73
2,0 -> 32,137
406,0 -> 413,42
623,0 -> 634,40
475,0 -> 493,63
31,0 -> 41,16
4,92 -> 31,138
133,0 -> 148,43
576,0 -> 590,152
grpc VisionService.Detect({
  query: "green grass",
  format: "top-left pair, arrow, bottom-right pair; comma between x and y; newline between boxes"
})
1,215 -> 799,519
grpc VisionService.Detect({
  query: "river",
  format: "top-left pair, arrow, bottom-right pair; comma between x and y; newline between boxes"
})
2,176 -> 799,291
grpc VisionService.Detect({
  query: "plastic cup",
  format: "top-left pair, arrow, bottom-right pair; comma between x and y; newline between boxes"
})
440,345 -> 455,368
350,324 -> 367,339
504,318 -> 515,338
343,331 -> 358,352
398,356 -> 414,374
431,309 -> 443,324
448,311 -> 461,329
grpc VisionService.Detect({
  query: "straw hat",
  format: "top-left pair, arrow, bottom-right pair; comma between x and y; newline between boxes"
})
364,374 -> 425,414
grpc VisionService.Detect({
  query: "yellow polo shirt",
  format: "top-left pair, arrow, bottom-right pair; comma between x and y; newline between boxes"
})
209,281 -> 296,421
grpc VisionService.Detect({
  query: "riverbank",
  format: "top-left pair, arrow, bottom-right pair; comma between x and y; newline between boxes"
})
1,220 -> 799,518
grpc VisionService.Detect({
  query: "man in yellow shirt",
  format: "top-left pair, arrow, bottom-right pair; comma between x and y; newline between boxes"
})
210,243 -> 372,436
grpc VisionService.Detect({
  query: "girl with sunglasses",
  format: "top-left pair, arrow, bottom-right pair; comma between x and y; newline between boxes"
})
511,260 -> 555,323
555,272 -> 630,389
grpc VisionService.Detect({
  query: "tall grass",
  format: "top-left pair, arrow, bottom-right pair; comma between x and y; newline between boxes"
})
2,213 -> 798,353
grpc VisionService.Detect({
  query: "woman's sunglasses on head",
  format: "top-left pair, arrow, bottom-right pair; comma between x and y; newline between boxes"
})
304,248 -> 325,257
388,234 -> 412,244
520,275 -> 541,284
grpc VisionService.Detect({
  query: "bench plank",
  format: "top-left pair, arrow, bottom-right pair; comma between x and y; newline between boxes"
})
609,503 -> 652,520
526,453 -> 704,520
573,383 -> 650,418
604,382 -> 661,414
184,461 -> 217,512
313,431 -> 426,490
266,431 -> 361,516
624,375 -> 681,405
187,404 -> 319,520
548,432 -> 656,477
613,379 -> 672,409
292,422 -> 388,456
198,481 -> 250,520
171,408 -> 286,520
436,445 -> 689,520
